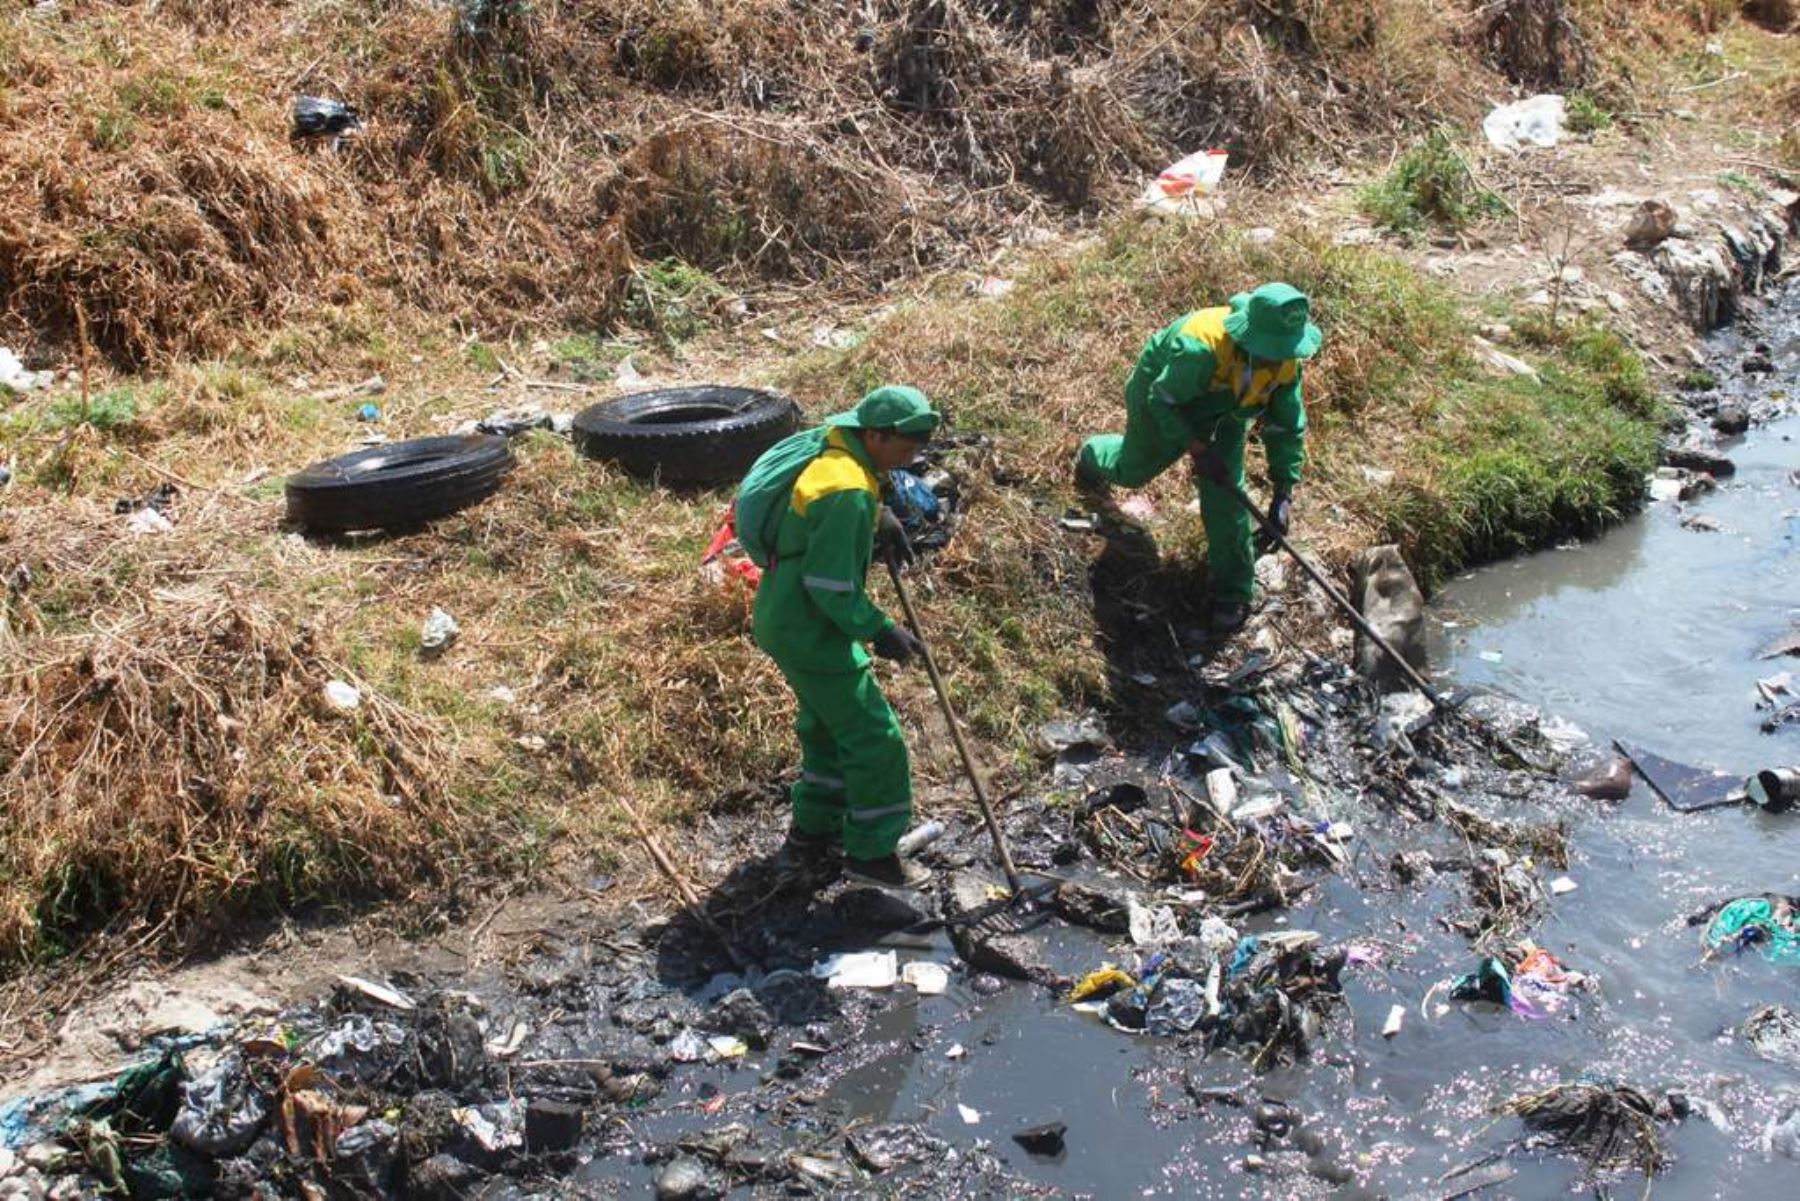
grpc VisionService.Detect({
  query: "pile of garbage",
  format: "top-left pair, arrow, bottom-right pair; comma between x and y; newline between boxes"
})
1066,924 -> 1349,1068
1699,894 -> 1800,965
1498,1079 -> 1683,1182
1432,942 -> 1594,1020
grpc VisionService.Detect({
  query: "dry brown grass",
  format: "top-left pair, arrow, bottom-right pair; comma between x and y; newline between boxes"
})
0,496 -> 483,964
0,0 -> 1509,371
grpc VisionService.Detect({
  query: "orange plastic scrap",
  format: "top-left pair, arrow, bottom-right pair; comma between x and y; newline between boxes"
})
1515,947 -> 1570,985
1178,831 -> 1215,879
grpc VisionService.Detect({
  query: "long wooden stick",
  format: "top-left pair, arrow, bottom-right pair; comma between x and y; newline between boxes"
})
613,793 -> 749,970
884,555 -> 1022,891
1220,478 -> 1444,706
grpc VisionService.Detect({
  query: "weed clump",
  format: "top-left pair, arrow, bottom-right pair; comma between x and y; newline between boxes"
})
1360,129 -> 1507,236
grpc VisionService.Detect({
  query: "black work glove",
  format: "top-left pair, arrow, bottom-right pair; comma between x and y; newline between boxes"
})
876,504 -> 915,568
1258,492 -> 1293,555
871,622 -> 925,665
1189,444 -> 1233,490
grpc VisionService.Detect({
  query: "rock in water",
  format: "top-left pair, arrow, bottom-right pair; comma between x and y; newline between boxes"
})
1350,546 -> 1427,693
1012,1122 -> 1067,1156
1712,403 -> 1750,435
1574,757 -> 1633,800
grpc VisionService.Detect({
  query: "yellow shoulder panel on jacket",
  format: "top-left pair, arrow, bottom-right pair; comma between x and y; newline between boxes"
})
1176,306 -> 1233,348
791,449 -> 878,517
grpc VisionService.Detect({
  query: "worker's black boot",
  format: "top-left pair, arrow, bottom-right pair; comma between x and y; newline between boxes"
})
1209,601 -> 1251,634
773,828 -> 839,875
844,854 -> 934,890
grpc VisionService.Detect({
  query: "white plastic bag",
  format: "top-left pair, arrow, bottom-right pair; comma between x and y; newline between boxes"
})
1483,95 -> 1566,150
1137,149 -> 1229,217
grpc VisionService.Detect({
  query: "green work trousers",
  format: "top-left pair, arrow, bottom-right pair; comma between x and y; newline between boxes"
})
777,661 -> 912,860
1077,405 -> 1255,605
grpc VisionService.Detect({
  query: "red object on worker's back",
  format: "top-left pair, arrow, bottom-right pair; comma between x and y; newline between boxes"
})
701,509 -> 762,589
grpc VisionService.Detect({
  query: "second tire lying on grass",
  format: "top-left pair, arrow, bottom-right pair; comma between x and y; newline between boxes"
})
285,435 -> 515,533
572,387 -> 800,486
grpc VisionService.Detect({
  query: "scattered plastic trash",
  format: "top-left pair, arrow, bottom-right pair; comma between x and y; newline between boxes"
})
452,1102 -> 522,1156
336,975 -> 415,1010
700,510 -> 762,591
1441,944 -> 1591,1019
1138,149 -> 1230,217
476,408 -> 567,437
488,685 -> 517,705
323,681 -> 362,712
945,1043 -> 966,1060
419,607 -> 460,656
900,962 -> 949,995
1383,1005 -> 1405,1038
291,96 -> 362,138
895,820 -> 946,859
1483,94 -> 1567,150
125,507 -> 175,535
1550,876 -> 1579,896
706,1035 -> 748,1059
1743,1004 -> 1800,1069
886,467 -> 954,551
1068,966 -> 1135,1002
970,275 -> 1016,299
356,402 -> 382,422
0,347 -> 52,393
1127,900 -> 1181,947
1118,495 -> 1157,521
171,1057 -> 267,1157
1478,650 -> 1505,663
1144,977 -> 1206,1035
956,1104 -> 981,1126
1703,896 -> 1800,965
812,950 -> 899,990
1165,700 -> 1203,730
669,1029 -> 709,1063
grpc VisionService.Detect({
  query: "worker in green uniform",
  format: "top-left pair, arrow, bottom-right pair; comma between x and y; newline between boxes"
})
753,386 -> 940,889
1076,281 -> 1322,633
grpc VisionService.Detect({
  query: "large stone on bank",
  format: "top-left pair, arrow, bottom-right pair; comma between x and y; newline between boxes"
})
1350,546 -> 1427,693
1663,444 -> 1736,476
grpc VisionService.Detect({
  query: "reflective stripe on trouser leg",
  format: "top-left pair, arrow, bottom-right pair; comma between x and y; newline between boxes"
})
779,662 -> 912,861
1195,421 -> 1254,604
788,688 -> 846,840
1076,367 -> 1189,488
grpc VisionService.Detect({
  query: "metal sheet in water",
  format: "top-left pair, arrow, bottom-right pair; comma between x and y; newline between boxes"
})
1614,741 -> 1745,812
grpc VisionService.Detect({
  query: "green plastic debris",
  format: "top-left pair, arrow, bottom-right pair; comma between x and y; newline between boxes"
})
1705,897 -> 1800,966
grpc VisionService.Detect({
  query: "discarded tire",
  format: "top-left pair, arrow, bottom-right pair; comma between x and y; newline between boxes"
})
285,435 -> 514,533
572,387 -> 800,486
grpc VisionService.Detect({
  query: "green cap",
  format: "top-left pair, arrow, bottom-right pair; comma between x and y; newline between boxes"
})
1222,282 -> 1323,363
825,385 -> 941,436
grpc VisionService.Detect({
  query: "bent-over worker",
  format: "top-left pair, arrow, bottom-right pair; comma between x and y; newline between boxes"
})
1076,281 -> 1322,633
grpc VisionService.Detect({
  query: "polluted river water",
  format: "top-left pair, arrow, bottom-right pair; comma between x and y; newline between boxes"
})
4,314 -> 1798,1198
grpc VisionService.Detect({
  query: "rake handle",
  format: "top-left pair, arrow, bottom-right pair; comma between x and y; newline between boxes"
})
1222,480 -> 1446,708
883,554 -> 1023,891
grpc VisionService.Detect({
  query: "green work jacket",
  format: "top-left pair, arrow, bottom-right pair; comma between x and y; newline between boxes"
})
751,427 -> 894,672
1131,303 -> 1309,491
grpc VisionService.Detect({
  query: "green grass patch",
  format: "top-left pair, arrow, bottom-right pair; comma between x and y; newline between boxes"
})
1358,129 -> 1507,237
41,388 -> 144,432
1566,93 -> 1613,134
624,257 -> 726,346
